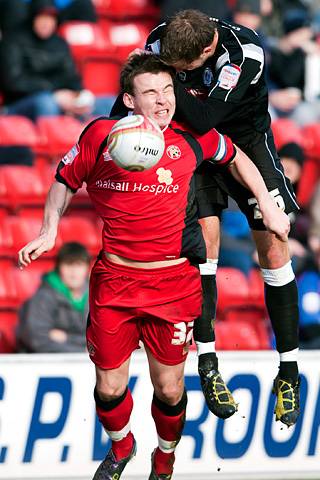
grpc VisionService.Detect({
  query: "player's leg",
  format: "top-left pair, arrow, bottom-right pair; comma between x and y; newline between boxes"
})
92,360 -> 137,480
221,128 -> 301,426
140,260 -> 202,479
196,216 -> 219,356
146,350 -> 187,480
195,167 -> 237,418
197,215 -> 238,419
252,230 -> 300,426
87,255 -> 140,479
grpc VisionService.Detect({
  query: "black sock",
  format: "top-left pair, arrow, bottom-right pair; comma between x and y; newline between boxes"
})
279,361 -> 299,381
198,352 -> 218,370
265,280 -> 299,352
193,274 -> 217,343
265,280 -> 299,381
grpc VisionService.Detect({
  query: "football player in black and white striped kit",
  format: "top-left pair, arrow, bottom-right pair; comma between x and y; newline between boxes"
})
145,9 -> 300,427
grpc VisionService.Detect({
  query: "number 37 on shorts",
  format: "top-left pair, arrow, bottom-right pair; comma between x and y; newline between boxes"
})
171,321 -> 194,345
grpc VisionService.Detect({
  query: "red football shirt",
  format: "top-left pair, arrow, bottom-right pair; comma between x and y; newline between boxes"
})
56,117 -> 235,261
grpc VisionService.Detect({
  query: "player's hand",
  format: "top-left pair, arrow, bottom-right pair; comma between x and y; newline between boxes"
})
260,199 -> 290,242
18,234 -> 56,269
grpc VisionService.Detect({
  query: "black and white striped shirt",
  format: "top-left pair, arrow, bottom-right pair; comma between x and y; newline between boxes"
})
146,19 -> 271,143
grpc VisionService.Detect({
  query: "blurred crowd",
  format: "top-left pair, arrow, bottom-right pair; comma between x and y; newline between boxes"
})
0,0 -> 319,352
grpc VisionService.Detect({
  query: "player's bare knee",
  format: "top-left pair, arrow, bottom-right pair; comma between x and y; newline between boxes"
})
95,374 -> 127,401
159,389 -> 184,406
258,248 -> 289,269
154,379 -> 184,405
253,232 -> 290,269
95,383 -> 127,402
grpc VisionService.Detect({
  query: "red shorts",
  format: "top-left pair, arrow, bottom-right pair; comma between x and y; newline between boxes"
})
86,255 -> 201,369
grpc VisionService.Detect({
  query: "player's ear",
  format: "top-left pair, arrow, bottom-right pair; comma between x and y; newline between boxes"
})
123,92 -> 135,110
203,45 -> 213,55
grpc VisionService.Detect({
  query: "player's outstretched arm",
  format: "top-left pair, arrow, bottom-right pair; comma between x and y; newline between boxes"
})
228,146 -> 290,242
18,181 -> 74,268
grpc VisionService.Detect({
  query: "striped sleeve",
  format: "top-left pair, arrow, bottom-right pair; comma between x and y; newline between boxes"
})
195,128 -> 236,166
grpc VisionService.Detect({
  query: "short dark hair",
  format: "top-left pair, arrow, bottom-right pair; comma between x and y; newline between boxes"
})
120,53 -> 175,95
278,142 -> 305,166
161,9 -> 218,65
56,242 -> 91,269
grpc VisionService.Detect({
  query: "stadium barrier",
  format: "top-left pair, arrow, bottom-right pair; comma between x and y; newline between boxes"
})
0,351 -> 319,479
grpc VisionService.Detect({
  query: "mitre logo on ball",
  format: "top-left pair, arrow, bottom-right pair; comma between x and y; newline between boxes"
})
107,115 -> 165,171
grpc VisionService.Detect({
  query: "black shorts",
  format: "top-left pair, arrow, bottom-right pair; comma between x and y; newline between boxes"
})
195,128 -> 299,230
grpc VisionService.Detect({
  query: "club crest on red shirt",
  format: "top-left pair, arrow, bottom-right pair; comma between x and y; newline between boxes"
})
166,145 -> 181,159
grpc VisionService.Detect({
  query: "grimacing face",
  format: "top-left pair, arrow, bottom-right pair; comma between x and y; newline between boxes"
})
123,71 -> 176,129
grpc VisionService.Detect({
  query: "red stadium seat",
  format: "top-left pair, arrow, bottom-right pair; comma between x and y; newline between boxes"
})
301,123 -> 320,159
81,57 -> 121,95
0,166 -> 52,211
248,268 -> 265,307
223,309 -> 271,349
102,21 -> 150,63
216,267 -> 249,313
59,21 -> 115,62
12,263 -> 53,305
59,216 -> 101,256
0,217 -> 13,258
1,259 -> 48,308
0,262 -> 18,308
3,215 -> 60,258
0,116 -> 39,147
93,0 -> 159,20
0,260 -> 54,308
37,116 -> 84,157
0,311 -> 18,353
295,124 -> 320,207
59,21 -> 121,95
297,158 -> 320,208
216,320 -> 261,350
215,268 -> 271,349
271,119 -> 303,150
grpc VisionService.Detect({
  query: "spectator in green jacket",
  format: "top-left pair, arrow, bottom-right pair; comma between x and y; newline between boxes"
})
17,242 -> 90,353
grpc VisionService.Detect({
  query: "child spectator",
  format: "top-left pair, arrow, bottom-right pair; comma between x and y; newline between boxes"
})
17,242 -> 90,353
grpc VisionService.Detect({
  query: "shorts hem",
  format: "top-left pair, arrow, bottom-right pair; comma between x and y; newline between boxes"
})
88,345 -> 139,370
145,345 -> 188,366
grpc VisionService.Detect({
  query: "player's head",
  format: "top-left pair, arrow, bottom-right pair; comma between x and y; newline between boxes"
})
121,53 -> 176,129
56,242 -> 90,291
160,9 -> 218,70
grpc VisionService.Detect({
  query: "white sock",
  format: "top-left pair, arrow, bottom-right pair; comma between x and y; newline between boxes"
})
199,258 -> 218,276
195,341 -> 216,356
279,348 -> 299,363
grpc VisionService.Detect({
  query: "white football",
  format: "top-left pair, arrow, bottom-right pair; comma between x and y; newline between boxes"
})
107,115 -> 165,171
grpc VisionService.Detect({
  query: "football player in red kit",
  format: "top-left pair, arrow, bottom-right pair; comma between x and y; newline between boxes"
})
18,54 -> 290,480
